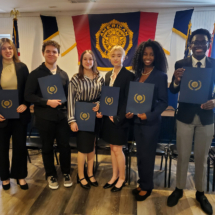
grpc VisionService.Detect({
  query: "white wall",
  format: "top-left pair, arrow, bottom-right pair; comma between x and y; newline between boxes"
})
0,7 -> 215,81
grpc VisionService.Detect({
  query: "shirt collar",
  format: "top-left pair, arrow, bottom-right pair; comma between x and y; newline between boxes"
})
192,55 -> 206,67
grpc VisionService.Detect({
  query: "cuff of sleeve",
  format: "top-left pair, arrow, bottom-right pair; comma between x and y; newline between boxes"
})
41,98 -> 48,106
173,82 -> 179,88
68,118 -> 76,125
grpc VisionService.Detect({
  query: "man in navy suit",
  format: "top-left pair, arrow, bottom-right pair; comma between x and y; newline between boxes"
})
167,29 -> 215,215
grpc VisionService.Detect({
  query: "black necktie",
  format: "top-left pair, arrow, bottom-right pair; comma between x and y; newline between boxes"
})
196,62 -> 202,68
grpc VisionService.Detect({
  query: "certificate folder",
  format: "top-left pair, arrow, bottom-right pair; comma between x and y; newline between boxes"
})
100,86 -> 120,116
75,102 -> 96,132
126,82 -> 154,115
38,74 -> 66,103
0,90 -> 19,119
179,67 -> 212,104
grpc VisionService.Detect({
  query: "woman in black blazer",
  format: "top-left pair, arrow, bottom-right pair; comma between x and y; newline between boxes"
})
97,46 -> 134,192
0,38 -> 30,190
126,40 -> 168,201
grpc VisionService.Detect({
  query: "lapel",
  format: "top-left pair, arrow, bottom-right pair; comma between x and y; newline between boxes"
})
105,70 -> 112,86
206,57 -> 213,68
113,67 -> 124,87
185,56 -> 193,67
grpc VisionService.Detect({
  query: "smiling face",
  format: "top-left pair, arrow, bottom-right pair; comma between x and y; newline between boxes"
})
109,49 -> 125,67
82,52 -> 94,70
190,34 -> 209,60
142,46 -> 154,67
43,45 -> 59,65
1,42 -> 14,61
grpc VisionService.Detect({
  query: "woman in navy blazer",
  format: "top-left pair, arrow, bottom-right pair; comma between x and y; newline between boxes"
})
126,39 -> 168,201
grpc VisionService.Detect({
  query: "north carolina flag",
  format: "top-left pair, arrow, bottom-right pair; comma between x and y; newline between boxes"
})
12,18 -> 20,56
72,12 -> 172,71
172,9 -> 194,39
40,15 -> 59,42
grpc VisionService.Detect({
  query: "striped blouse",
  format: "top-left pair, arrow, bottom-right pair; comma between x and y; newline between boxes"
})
68,73 -> 104,124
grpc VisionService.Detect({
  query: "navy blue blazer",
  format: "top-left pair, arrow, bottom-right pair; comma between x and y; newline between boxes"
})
134,68 -> 168,125
169,56 -> 215,125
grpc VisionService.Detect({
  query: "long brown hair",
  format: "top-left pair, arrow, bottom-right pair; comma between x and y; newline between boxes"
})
78,50 -> 99,79
0,38 -> 20,63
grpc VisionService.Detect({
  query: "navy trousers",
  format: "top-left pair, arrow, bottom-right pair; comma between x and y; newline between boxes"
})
134,122 -> 160,190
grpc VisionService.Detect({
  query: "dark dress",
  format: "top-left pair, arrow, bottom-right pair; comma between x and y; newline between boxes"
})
101,67 -> 134,146
134,68 -> 168,191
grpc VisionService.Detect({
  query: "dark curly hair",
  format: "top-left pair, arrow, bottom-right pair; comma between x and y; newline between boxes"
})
132,39 -> 168,78
189,28 -> 211,43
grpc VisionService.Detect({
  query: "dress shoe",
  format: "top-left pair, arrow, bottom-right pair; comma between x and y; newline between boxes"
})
103,178 -> 118,189
111,181 -> 126,192
87,175 -> 98,187
2,182 -> 10,190
132,187 -> 141,195
135,190 -> 152,201
167,187 -> 183,207
17,179 -> 29,190
196,191 -> 213,215
77,174 -> 91,189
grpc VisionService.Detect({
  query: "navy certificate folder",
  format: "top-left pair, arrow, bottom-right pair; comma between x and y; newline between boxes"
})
99,86 -> 120,116
75,102 -> 96,132
126,82 -> 154,115
179,67 -> 212,104
38,74 -> 66,103
0,90 -> 19,119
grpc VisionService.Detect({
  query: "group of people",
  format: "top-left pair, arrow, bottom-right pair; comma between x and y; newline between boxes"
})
0,28 -> 214,215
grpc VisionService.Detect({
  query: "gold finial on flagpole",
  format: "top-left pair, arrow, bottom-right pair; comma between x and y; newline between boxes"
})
10,9 -> 20,19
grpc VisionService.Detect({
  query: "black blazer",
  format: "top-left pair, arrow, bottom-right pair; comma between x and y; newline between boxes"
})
169,56 -> 215,125
0,61 -> 31,128
105,67 -> 134,127
134,68 -> 168,125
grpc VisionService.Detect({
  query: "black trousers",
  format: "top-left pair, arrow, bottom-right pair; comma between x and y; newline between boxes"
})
37,117 -> 71,178
0,119 -> 27,181
134,122 -> 160,191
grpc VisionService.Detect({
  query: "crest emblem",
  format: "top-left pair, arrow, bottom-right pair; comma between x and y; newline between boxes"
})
105,97 -> 114,105
47,85 -> 58,94
80,112 -> 90,121
95,19 -> 133,58
134,94 -> 145,103
1,100 -> 13,108
188,80 -> 201,91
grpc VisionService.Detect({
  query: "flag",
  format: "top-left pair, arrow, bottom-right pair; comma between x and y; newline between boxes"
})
184,21 -> 192,58
208,23 -> 215,58
40,15 -> 59,42
72,12 -> 174,71
172,9 -> 194,39
12,18 -> 20,56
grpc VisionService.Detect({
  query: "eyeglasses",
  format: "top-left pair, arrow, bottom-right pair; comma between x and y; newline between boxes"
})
190,41 -> 210,46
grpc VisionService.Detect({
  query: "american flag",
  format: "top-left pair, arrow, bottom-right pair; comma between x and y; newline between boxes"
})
12,18 -> 20,56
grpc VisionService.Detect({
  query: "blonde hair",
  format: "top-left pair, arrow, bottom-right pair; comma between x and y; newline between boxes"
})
109,45 -> 125,59
0,38 -> 20,63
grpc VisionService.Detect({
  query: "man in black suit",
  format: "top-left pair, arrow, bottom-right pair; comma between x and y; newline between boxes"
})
25,40 -> 72,190
167,29 -> 215,215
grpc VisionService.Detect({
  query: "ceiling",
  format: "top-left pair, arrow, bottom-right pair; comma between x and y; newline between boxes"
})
0,0 -> 215,14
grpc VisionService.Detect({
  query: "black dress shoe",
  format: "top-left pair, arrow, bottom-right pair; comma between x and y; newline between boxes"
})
196,192 -> 213,215
167,187 -> 183,207
103,178 -> 118,189
77,174 -> 91,189
2,183 -> 10,190
87,175 -> 98,187
17,179 -> 29,190
111,181 -> 126,192
132,187 -> 141,195
135,190 -> 152,201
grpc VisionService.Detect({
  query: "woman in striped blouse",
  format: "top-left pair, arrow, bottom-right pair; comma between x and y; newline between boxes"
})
68,50 -> 104,189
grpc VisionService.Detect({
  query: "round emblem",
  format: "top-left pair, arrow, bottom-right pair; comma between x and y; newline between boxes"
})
107,98 -> 112,103
137,95 -> 143,101
82,113 -> 87,119
4,101 -> 10,106
50,87 -> 55,92
191,81 -> 198,88
95,19 -> 133,58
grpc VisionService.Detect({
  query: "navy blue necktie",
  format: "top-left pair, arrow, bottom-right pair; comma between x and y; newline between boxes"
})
196,62 -> 202,68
